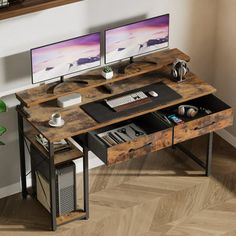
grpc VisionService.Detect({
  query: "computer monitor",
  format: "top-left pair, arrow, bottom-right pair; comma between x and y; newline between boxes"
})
31,32 -> 101,85
105,14 -> 169,73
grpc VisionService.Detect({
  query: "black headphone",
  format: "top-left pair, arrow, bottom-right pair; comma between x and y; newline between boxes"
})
171,59 -> 189,82
178,105 -> 198,118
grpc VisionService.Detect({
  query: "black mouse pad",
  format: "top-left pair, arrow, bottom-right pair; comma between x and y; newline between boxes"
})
81,82 -> 182,123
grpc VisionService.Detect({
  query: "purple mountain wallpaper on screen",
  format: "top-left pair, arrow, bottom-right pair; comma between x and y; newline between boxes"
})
31,33 -> 101,83
105,14 -> 169,64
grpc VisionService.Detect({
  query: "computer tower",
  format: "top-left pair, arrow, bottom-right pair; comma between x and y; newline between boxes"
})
31,146 -> 77,216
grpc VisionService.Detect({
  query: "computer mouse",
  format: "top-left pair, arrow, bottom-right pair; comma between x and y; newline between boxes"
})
148,91 -> 159,97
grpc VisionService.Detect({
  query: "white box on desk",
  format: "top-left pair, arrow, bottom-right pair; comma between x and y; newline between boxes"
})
57,93 -> 82,108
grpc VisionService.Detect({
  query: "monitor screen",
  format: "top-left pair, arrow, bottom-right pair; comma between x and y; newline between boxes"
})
31,32 -> 101,84
105,14 -> 169,64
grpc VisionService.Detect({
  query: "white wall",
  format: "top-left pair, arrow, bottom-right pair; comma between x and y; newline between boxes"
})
0,0 -> 217,198
213,0 -> 236,138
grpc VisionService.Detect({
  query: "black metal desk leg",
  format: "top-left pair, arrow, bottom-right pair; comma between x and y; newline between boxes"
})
49,142 -> 57,231
206,132 -> 213,176
83,147 -> 89,219
17,110 -> 27,199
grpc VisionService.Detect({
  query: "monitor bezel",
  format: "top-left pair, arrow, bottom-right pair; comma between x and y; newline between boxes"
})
104,14 -> 170,65
30,32 -> 101,84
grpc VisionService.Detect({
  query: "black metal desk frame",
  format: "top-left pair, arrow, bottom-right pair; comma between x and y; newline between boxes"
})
16,106 -> 89,231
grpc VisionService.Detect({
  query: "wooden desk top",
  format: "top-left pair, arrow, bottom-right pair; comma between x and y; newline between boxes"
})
21,70 -> 216,142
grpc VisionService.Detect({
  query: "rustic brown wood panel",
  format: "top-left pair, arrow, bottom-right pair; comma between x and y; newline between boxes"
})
24,72 -> 216,142
16,48 -> 190,107
56,210 -> 86,225
107,128 -> 172,165
0,0 -> 82,20
113,97 -> 152,112
25,130 -> 83,165
173,108 -> 233,144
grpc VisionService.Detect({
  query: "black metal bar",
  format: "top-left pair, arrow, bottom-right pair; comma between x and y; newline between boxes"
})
48,142 -> 57,231
17,108 -> 27,199
83,146 -> 89,219
206,132 -> 213,176
171,126 -> 176,150
176,144 -> 206,169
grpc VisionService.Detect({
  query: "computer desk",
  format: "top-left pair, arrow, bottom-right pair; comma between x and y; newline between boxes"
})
15,48 -> 233,231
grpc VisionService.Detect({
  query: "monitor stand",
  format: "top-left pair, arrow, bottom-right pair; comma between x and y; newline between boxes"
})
47,76 -> 88,94
117,56 -> 157,74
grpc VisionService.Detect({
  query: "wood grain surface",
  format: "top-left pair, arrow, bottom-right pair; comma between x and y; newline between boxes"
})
22,71 -> 216,142
174,109 -> 233,144
107,128 -> 172,165
0,0 -> 82,20
25,129 -> 83,165
16,48 -> 190,107
112,97 -> 152,112
56,210 -> 86,225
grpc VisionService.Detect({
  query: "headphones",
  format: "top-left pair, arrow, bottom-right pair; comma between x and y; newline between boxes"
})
171,59 -> 189,82
178,105 -> 198,118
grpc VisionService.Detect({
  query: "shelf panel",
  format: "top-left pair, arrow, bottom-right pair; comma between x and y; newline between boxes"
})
56,210 -> 86,225
16,48 -> 190,107
25,129 -> 83,165
24,71 -> 216,142
0,0 -> 82,20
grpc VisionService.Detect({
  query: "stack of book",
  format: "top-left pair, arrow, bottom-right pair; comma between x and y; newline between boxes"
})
35,134 -> 71,153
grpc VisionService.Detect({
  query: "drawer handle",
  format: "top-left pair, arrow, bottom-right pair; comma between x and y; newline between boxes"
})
128,142 -> 152,153
194,121 -> 216,130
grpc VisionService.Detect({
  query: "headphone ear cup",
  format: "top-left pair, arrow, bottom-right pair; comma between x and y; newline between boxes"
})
172,68 -> 178,78
187,108 -> 198,117
178,106 -> 185,116
178,105 -> 198,117
186,108 -> 193,117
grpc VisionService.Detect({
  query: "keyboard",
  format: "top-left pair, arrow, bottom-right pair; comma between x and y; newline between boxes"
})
105,91 -> 148,109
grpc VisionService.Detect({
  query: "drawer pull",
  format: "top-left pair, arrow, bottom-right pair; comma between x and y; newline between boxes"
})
194,121 -> 216,130
129,142 -> 152,153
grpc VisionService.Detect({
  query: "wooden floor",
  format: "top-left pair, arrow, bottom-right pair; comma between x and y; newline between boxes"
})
0,134 -> 236,235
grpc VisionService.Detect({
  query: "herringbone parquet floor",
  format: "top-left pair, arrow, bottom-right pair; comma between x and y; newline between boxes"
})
0,134 -> 235,236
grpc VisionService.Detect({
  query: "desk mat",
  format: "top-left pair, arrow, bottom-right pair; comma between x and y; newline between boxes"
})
81,82 -> 182,123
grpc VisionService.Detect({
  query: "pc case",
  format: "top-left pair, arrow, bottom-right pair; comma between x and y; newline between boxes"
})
31,146 -> 77,216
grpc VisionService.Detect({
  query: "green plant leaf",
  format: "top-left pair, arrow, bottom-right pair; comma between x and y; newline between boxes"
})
0,100 -> 7,113
0,140 -> 5,145
0,126 -> 6,136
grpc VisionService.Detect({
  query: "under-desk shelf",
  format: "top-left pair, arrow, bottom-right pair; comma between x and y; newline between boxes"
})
16,48 -> 190,108
0,0 -> 82,21
25,130 -> 83,165
56,210 -> 86,225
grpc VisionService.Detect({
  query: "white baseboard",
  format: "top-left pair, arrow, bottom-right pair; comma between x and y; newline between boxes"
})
216,129 -> 236,148
0,152 -> 104,200
0,178 -> 32,200
0,182 -> 21,199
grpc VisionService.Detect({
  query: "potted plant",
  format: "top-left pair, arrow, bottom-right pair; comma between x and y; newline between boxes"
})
0,99 -> 7,145
102,66 -> 113,80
